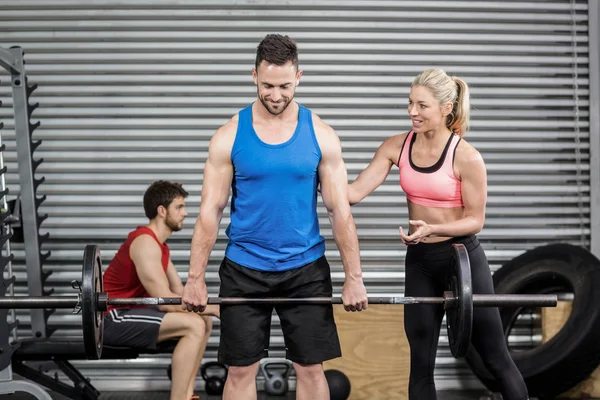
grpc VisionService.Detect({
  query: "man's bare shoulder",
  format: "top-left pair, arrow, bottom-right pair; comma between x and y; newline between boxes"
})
311,112 -> 337,138
209,115 -> 239,156
213,115 -> 239,141
129,234 -> 162,258
311,112 -> 341,154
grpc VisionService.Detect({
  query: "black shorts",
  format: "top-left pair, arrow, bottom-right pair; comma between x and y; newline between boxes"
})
103,307 -> 165,350
218,256 -> 341,366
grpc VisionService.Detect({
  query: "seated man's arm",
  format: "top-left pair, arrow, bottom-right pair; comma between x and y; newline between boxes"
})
166,260 -> 184,296
166,260 -> 219,317
130,235 -> 186,313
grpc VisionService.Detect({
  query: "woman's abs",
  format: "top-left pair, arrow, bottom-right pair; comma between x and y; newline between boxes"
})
406,201 -> 465,243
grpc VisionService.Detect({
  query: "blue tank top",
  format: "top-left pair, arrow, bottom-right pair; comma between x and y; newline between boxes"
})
224,103 -> 326,272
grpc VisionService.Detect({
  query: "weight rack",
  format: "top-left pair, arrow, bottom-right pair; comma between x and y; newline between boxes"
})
0,46 -> 52,339
0,46 -> 54,400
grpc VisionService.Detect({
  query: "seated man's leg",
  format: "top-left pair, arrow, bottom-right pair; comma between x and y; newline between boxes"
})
275,256 -> 341,400
103,307 -> 212,400
158,312 -> 212,400
217,258 -> 273,400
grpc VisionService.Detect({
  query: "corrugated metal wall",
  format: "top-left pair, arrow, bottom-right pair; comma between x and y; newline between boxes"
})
0,0 -> 591,393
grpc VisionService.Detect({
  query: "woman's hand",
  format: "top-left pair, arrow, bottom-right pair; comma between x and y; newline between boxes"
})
399,220 -> 433,245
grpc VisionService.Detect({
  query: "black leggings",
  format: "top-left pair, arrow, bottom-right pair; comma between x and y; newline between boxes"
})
404,235 -> 528,400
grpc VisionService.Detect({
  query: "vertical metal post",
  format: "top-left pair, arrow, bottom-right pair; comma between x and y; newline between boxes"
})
589,0 -> 600,257
8,47 -> 49,338
0,67 -> 15,389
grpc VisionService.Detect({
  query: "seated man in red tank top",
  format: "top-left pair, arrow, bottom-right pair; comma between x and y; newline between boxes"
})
102,180 -> 219,400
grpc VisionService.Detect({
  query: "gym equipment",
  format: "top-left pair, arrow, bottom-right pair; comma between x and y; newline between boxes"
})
465,243 -> 600,399
0,45 -> 53,400
446,244 -> 472,357
0,243 -> 558,359
259,359 -> 293,396
81,245 -> 103,360
325,369 -> 351,400
200,361 -> 227,396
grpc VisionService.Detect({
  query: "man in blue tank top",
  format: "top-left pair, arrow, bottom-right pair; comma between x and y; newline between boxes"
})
182,34 -> 368,400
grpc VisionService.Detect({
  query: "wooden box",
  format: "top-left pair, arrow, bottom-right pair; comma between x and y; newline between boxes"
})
323,305 -> 410,399
541,301 -> 600,398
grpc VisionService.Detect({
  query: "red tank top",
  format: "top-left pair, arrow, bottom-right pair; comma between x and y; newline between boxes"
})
103,226 -> 170,311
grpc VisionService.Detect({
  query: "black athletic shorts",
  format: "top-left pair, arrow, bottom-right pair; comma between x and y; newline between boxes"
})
103,307 -> 165,349
217,256 -> 341,366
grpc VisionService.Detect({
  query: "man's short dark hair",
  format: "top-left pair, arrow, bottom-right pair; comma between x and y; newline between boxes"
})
255,34 -> 298,70
143,180 -> 189,220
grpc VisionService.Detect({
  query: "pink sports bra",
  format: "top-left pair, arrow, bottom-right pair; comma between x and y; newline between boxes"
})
398,131 -> 463,208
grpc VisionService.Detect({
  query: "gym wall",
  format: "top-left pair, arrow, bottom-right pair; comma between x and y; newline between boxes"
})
0,0 -> 591,392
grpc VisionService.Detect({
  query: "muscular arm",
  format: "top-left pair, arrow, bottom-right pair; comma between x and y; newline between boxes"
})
188,121 -> 235,282
166,260 -> 184,296
348,134 -> 404,205
315,118 -> 363,282
130,236 -> 185,313
429,144 -> 487,237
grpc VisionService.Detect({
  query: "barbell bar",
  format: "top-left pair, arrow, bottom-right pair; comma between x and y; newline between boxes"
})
0,244 -> 560,360
104,294 -> 558,307
0,293 -> 557,309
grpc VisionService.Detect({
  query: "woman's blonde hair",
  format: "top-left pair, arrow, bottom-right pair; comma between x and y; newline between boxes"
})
412,68 -> 470,137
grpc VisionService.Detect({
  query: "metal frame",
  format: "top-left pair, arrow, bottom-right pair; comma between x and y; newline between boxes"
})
11,359 -> 100,400
1,361 -> 52,400
0,47 -> 49,338
0,367 -> 53,400
590,0 -> 600,257
1,48 -> 51,400
0,48 -> 20,76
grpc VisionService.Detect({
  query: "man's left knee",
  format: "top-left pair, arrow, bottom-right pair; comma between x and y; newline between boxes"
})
200,314 -> 213,335
292,362 -> 324,381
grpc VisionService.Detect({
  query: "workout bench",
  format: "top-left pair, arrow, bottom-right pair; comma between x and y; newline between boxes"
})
10,338 -> 177,400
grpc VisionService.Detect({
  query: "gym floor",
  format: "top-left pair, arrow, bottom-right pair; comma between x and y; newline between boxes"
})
2,390 -> 532,399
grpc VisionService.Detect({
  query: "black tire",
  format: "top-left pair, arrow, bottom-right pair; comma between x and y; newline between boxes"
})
464,243 -> 600,399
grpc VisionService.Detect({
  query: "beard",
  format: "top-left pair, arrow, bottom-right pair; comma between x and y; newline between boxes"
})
165,214 -> 183,232
258,92 -> 294,116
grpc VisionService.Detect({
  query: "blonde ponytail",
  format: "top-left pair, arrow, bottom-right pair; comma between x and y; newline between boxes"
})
448,76 -> 470,136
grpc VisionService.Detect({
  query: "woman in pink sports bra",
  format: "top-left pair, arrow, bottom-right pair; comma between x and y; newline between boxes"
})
348,69 -> 528,400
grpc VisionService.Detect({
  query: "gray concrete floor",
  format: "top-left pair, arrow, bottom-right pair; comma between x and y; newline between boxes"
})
101,391 -> 494,399
7,389 -> 600,399
0,389 -> 508,399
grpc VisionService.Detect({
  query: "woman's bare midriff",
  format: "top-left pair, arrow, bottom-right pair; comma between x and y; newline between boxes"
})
406,201 -> 465,243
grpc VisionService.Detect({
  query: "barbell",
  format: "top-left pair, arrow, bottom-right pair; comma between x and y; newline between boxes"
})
0,244 -> 558,360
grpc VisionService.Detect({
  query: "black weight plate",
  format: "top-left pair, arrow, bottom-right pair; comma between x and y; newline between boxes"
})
447,243 -> 473,358
82,244 -> 103,359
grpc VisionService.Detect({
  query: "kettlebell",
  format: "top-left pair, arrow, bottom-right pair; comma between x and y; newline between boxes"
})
259,359 -> 293,396
200,361 -> 228,396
